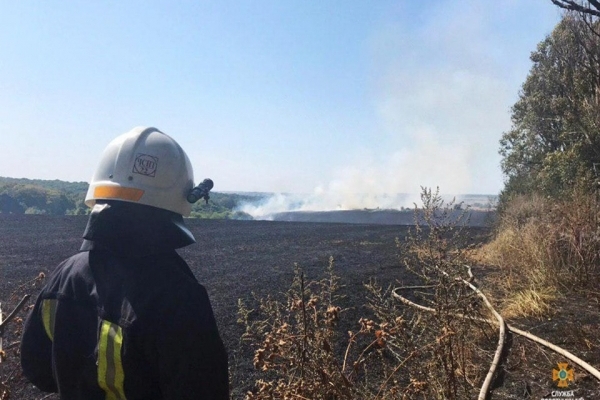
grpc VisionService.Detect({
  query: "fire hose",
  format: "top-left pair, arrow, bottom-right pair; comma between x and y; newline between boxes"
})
391,266 -> 600,400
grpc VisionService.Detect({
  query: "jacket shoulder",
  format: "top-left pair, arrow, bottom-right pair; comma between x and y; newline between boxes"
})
42,252 -> 94,301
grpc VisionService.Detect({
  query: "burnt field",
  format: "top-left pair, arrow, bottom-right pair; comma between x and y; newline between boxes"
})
0,214 -> 487,399
2,214 -> 599,399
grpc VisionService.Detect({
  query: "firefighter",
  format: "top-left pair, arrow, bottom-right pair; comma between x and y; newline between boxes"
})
20,127 -> 229,399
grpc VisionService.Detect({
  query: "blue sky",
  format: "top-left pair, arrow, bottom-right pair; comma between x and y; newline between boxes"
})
0,1 -> 562,201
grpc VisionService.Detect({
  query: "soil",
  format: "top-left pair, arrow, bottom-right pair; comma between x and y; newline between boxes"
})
1,214 -> 598,399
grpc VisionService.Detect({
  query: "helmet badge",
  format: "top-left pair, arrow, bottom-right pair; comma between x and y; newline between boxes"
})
133,153 -> 158,177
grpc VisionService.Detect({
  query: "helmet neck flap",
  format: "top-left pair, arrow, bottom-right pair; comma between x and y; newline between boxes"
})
80,201 -> 196,256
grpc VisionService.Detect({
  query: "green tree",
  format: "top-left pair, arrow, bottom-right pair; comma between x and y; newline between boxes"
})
0,180 -> 79,215
499,15 -> 600,202
45,192 -> 73,215
0,193 -> 24,214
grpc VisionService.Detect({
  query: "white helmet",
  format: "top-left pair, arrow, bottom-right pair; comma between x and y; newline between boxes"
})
85,127 -> 195,216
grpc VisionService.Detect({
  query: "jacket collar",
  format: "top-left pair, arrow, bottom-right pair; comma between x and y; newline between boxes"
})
80,201 -> 196,257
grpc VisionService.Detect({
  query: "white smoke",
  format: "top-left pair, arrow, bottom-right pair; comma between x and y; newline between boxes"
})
239,124 -> 473,219
240,1 -> 513,220
237,192 -> 417,220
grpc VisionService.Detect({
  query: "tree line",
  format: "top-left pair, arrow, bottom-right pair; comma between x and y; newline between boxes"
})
0,177 -> 256,219
0,177 -> 88,215
499,3 -> 600,205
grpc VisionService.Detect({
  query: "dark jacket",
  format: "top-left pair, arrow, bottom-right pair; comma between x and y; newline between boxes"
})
20,202 -> 229,399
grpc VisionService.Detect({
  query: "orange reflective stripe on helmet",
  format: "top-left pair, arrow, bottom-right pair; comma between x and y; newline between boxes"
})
93,186 -> 144,202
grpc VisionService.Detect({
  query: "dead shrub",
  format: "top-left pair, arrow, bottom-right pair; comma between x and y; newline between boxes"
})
390,187 -> 496,399
238,257 -> 361,399
0,272 -> 46,400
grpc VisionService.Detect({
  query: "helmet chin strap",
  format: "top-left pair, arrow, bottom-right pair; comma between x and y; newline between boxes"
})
187,178 -> 214,204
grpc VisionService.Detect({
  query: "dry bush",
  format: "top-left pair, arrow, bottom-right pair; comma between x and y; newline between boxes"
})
238,258 -> 439,400
363,281 -> 496,400
389,187 -> 497,399
478,186 -> 600,318
549,187 -> 600,284
0,273 -> 46,400
238,257 -> 385,399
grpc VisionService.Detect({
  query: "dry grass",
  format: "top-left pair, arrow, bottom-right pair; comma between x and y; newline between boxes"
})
501,287 -> 557,319
475,188 -> 600,319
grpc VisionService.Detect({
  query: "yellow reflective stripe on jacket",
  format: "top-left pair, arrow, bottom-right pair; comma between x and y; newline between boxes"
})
98,320 -> 126,400
41,299 -> 57,341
